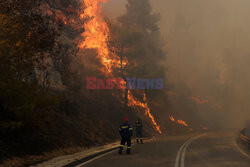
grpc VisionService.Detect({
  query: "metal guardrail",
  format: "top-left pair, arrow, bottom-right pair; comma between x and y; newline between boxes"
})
239,130 -> 250,150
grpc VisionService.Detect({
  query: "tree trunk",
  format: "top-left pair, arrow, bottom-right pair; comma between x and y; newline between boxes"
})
120,44 -> 128,114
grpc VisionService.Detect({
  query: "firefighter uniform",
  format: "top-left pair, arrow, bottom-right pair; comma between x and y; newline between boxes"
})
136,119 -> 143,144
119,120 -> 133,154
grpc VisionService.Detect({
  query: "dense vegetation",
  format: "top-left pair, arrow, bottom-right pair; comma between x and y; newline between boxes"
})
0,0 -> 170,166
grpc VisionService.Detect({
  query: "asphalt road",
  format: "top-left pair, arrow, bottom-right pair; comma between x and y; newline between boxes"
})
74,132 -> 249,167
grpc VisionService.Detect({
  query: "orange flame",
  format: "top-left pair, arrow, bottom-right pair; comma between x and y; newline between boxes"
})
202,127 -> 208,130
166,91 -> 179,96
55,10 -> 68,24
169,115 -> 175,122
79,0 -> 121,74
191,96 -> 208,104
176,120 -> 188,127
169,115 -> 189,127
79,0 -> 161,134
128,91 -> 162,134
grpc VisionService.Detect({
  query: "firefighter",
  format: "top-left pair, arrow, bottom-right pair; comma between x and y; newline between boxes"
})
119,118 -> 133,154
135,118 -> 143,144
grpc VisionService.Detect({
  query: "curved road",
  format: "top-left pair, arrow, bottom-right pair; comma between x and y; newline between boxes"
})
74,132 -> 249,167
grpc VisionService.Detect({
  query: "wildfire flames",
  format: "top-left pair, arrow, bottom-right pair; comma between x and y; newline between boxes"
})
166,91 -> 179,97
202,127 -> 208,130
169,115 -> 175,122
167,91 -> 209,105
191,96 -> 208,104
79,0 -> 162,133
169,115 -> 189,127
78,0 -> 121,73
128,91 -> 162,134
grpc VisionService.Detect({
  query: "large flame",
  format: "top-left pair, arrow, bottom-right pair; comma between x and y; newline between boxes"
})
79,0 -> 121,74
79,0 -> 161,134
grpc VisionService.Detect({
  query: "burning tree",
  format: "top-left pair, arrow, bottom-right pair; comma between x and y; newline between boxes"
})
77,0 -> 167,134
0,0 -> 169,164
117,0 -> 167,133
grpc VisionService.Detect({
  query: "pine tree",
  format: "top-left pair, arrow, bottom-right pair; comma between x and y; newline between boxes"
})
118,0 -> 160,32
110,0 -> 168,128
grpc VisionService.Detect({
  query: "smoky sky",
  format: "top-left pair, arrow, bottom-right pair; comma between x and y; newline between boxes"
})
103,0 -> 250,129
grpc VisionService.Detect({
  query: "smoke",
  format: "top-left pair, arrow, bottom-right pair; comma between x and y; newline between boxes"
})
103,0 -> 250,130
102,0 -> 126,18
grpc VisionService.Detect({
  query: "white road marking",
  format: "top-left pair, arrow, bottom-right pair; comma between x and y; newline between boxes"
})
174,138 -> 192,167
180,138 -> 193,167
76,149 -> 117,167
74,138 -> 153,167
233,142 -> 250,160
175,134 -> 206,167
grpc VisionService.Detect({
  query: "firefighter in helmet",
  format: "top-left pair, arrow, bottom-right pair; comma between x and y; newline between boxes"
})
135,118 -> 143,144
119,118 -> 133,154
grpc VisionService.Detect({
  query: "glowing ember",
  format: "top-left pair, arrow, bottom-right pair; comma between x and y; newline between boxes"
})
128,91 -> 162,134
166,91 -> 179,96
176,120 -> 188,127
191,96 -> 208,104
169,115 -> 189,127
55,11 -> 68,24
169,115 -> 175,122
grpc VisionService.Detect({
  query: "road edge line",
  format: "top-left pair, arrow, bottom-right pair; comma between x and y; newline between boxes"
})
75,149 -> 117,167
63,138 -> 153,167
180,134 -> 206,167
175,137 -> 193,167
233,141 -> 250,159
